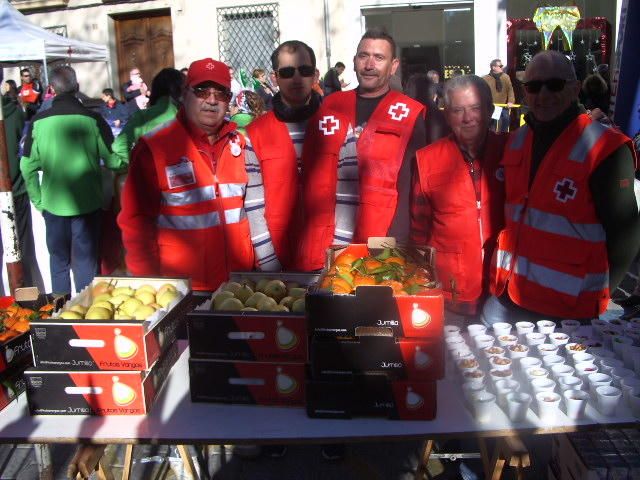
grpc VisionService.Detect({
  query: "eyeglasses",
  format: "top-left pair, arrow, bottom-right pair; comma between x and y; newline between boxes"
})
494,64 -> 504,68
21,74 -> 31,78
523,78 -> 568,94
277,65 -> 315,79
191,86 -> 232,101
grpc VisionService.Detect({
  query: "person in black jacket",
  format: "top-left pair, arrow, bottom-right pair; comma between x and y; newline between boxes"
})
322,61 -> 345,96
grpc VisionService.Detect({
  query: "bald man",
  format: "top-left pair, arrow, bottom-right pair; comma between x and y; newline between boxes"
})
483,50 -> 639,325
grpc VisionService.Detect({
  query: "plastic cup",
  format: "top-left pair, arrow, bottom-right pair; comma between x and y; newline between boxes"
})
474,334 -> 495,350
549,332 -> 570,347
571,352 -> 595,367
508,344 -> 530,360
575,362 -> 599,381
451,348 -> 475,362
600,358 -> 624,375
628,388 -> 640,417
471,391 -> 496,422
551,364 -> 575,380
571,334 -> 591,344
537,320 -> 556,335
525,367 -> 550,382
622,344 -> 640,369
444,325 -> 462,338
565,343 -> 588,358
519,356 -> 543,373
445,335 -> 467,351
595,385 -> 622,416
537,344 -> 560,357
492,322 -> 512,337
489,368 -> 514,384
609,319 -> 629,331
495,378 -> 520,408
588,372 -> 613,395
456,358 -> 481,374
482,346 -> 506,360
505,391 -> 531,422
489,356 -> 512,371
601,329 -> 620,350
591,319 -> 608,338
535,391 -> 562,421
462,369 -> 486,387
467,323 -> 487,338
497,334 -> 519,347
610,367 -> 635,388
558,375 -> 583,392
542,354 -> 565,368
462,382 -> 486,405
531,377 -> 556,394
525,332 -> 546,347
563,389 -> 589,420
620,376 -> 640,405
612,336 -> 634,358
560,319 -> 581,335
515,321 -> 535,337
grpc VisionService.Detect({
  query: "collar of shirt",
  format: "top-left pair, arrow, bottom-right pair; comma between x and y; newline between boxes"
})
177,108 -> 238,152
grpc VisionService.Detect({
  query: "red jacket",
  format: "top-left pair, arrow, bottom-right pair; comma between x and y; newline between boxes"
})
412,132 -> 507,314
118,111 -> 254,291
246,107 -> 349,271
491,114 -> 633,318
323,90 -> 425,241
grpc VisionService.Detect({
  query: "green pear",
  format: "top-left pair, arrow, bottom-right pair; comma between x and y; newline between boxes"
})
257,296 -> 278,311
255,278 -> 270,293
221,281 -> 243,297
241,307 -> 258,312
69,304 -> 88,315
235,284 -> 254,304
238,278 -> 256,291
136,284 -> 157,295
157,290 -> 181,308
112,286 -> 134,297
279,296 -> 295,310
119,298 -> 143,317
93,293 -> 113,303
91,300 -> 114,312
85,306 -> 112,320
245,292 -> 268,308
218,297 -> 245,311
288,287 -> 306,299
157,283 -> 177,297
59,310 -> 83,320
109,294 -> 131,307
272,305 -> 289,312
133,304 -> 156,321
263,280 -> 287,302
92,281 -> 113,297
134,290 -> 156,305
213,291 -> 236,310
291,298 -> 305,313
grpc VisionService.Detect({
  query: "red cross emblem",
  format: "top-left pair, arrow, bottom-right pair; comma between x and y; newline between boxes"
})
388,102 -> 410,121
206,62 -> 215,70
553,178 -> 577,203
319,115 -> 340,135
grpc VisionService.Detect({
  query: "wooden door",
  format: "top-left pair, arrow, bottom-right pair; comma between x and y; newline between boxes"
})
114,10 -> 174,99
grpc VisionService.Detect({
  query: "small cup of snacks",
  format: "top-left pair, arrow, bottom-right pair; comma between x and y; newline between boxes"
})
489,368 -> 514,383
536,391 -> 562,421
549,332 -> 570,347
536,320 -> 556,335
462,369 -> 486,388
571,352 -> 595,367
489,355 -> 512,371
492,322 -> 513,337
482,346 -> 506,360
563,389 -> 589,419
467,323 -> 487,338
444,324 -> 462,338
551,364 -> 575,379
473,334 -> 495,350
537,343 -> 559,357
519,356 -> 543,372
457,358 -> 481,375
497,334 -> 519,348
560,319 -> 581,335
515,321 -> 535,337
531,377 -> 557,394
542,354 -> 565,368
508,344 -> 530,360
558,375 -> 584,392
525,332 -> 546,346
525,367 -> 550,382
595,385 -> 622,416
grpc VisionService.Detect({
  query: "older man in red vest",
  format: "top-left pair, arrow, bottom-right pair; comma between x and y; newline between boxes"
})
485,50 -> 639,325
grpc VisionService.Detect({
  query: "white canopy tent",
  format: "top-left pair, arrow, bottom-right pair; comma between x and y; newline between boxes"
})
0,0 -> 109,85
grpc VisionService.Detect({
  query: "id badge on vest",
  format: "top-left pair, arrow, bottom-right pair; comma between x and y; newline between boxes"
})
165,158 -> 196,189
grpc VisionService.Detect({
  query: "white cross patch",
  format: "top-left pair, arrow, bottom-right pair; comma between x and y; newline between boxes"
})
319,115 -> 340,135
553,178 -> 578,203
206,62 -> 215,70
388,102 -> 410,121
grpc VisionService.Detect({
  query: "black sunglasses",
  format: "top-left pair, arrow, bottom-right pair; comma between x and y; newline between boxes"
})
523,78 -> 568,94
277,65 -> 315,79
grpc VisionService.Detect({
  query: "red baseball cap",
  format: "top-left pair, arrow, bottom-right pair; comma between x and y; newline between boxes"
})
186,58 -> 231,90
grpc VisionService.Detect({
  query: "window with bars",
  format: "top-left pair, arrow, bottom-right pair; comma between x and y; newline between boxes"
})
217,3 -> 280,74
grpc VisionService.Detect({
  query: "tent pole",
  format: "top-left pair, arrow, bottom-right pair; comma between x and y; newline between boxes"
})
42,57 -> 49,86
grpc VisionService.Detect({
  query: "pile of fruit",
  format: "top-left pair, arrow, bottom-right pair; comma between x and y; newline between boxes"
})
57,281 -> 183,321
319,245 -> 436,295
0,301 -> 54,342
211,278 -> 306,313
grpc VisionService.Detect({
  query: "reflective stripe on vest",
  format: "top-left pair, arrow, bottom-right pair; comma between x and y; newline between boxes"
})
224,207 -> 247,224
161,186 -> 216,206
568,121 -> 607,163
496,249 -> 608,296
505,203 -> 606,242
157,211 -> 220,230
509,125 -> 529,150
219,183 -> 246,198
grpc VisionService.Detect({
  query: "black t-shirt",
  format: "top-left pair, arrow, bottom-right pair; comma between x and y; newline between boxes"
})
323,68 -> 341,95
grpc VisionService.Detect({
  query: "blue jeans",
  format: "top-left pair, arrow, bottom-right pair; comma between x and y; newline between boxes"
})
43,209 -> 101,294
480,294 -> 563,327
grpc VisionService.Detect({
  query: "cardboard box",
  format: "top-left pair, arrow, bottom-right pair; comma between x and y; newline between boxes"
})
309,335 -> 444,381
189,358 -> 305,407
25,341 -> 179,416
187,273 -> 318,363
0,363 -> 28,413
306,240 -> 444,338
30,277 -> 191,371
306,375 -> 436,420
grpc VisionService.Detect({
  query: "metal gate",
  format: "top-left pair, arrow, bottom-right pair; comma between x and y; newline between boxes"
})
217,3 -> 280,73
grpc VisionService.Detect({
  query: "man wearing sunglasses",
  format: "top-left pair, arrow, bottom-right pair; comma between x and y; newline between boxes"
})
323,27 -> 427,244
485,50 -> 639,325
245,41 -> 358,272
17,67 -> 42,120
482,59 -> 515,133
118,58 -> 256,291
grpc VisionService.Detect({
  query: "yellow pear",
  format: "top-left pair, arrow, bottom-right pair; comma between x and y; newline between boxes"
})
245,292 -> 268,308
272,305 -> 289,312
109,294 -> 131,307
133,304 -> 156,321
85,306 -> 112,320
238,278 -> 256,291
212,291 -> 235,310
217,297 -> 244,311
257,297 -> 278,312
235,284 -> 254,304
119,298 -> 143,317
134,290 -> 155,305
157,283 -> 177,297
157,290 -> 181,308
59,311 -> 83,320
241,307 -> 258,312
69,304 -> 88,315
92,281 -> 113,297
221,281 -> 243,296
291,298 -> 305,313
114,311 -> 129,320
93,293 -> 113,303
136,284 -> 157,295
112,286 -> 134,297
255,278 -> 270,293
288,287 -> 306,299
91,301 -> 114,312
279,296 -> 295,310
263,280 -> 287,302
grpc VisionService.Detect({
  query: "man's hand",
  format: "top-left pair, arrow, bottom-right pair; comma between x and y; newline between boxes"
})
66,444 -> 106,479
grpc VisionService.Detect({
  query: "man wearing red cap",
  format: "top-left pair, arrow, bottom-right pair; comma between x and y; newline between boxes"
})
118,58 -> 256,291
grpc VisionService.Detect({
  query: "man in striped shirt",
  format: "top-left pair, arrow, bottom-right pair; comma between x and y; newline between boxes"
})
245,41 -> 359,272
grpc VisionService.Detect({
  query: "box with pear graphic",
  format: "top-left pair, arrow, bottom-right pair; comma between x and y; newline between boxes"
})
24,340 -> 179,415
30,277 -> 191,371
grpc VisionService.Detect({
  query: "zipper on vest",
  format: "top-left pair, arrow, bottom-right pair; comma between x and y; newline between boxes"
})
506,194 -> 529,285
467,159 -> 484,258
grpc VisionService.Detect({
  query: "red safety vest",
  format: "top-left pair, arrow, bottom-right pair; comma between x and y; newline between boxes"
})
246,107 -> 349,271
144,119 -> 254,291
491,114 -> 634,318
323,90 -> 425,241
415,133 -> 507,314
